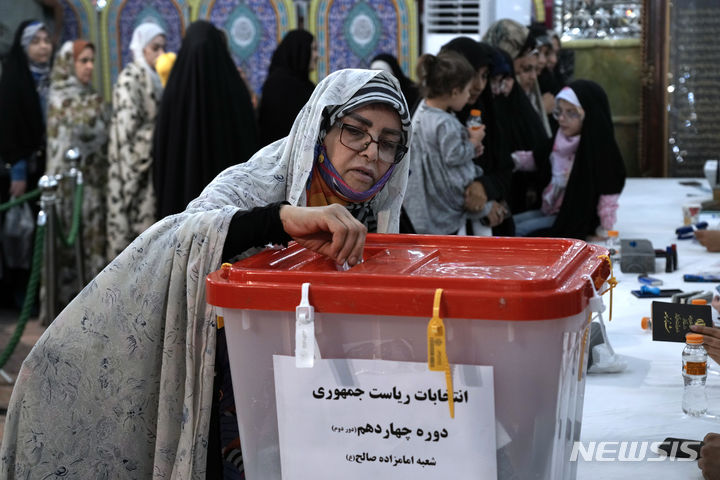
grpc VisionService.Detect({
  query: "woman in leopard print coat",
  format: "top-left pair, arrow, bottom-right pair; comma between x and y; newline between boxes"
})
106,23 -> 166,259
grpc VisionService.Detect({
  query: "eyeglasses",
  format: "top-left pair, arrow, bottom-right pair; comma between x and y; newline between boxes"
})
338,123 -> 407,165
552,107 -> 582,121
491,77 -> 510,95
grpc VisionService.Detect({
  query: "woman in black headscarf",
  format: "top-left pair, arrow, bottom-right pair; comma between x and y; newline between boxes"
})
0,20 -> 52,200
257,29 -> 316,147
153,20 -> 258,219
491,47 -> 553,215
370,53 -> 420,113
440,36 -> 515,235
0,20 -> 52,309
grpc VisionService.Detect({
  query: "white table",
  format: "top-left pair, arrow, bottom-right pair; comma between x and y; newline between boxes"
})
578,178 -> 720,479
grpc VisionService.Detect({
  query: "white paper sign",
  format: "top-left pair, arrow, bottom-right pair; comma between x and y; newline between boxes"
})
273,355 -> 496,479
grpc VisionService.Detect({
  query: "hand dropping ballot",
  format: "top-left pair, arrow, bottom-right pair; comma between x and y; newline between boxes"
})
273,355 -> 496,479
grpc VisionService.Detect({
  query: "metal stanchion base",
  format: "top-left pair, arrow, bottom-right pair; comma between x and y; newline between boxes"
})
0,368 -> 14,384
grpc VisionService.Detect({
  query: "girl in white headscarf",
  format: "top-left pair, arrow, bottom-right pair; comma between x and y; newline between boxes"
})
1,69 -> 411,479
106,22 -> 166,259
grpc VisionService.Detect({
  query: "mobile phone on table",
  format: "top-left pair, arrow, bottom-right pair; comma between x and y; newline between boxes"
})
657,437 -> 703,459
631,289 -> 683,298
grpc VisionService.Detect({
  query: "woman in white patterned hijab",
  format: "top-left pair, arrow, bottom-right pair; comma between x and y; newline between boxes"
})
1,68 -> 411,479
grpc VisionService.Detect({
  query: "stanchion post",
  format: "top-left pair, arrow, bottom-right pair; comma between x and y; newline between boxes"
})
65,148 -> 85,290
38,175 -> 58,326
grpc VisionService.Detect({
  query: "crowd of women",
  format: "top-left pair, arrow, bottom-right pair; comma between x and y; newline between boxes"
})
1,16 -> 627,479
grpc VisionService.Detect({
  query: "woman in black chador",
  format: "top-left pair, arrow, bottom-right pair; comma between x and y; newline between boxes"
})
153,20 -> 258,218
257,29 -> 316,147
0,20 -> 52,309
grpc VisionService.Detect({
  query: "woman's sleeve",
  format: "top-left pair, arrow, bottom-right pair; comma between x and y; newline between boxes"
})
10,159 -> 27,181
510,150 -> 536,171
597,194 -> 620,231
222,202 -> 292,261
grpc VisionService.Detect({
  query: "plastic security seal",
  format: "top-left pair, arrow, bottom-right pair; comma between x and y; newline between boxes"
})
584,274 -> 606,314
295,282 -> 316,368
582,275 -> 627,374
427,288 -> 455,418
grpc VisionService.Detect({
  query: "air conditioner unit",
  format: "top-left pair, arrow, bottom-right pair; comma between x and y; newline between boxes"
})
422,0 -> 531,54
423,0 -> 492,54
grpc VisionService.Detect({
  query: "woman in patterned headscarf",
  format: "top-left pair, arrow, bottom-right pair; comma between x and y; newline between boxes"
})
106,22 -> 166,259
1,69 -> 411,479
44,39 -> 109,311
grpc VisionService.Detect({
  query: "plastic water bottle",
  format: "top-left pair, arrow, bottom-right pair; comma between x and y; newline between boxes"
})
606,230 -> 620,264
682,333 -> 708,416
467,109 -> 483,130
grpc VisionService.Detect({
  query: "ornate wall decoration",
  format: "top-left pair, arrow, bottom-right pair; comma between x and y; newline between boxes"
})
59,0 -> 91,43
198,0 -> 295,95
309,0 -> 417,81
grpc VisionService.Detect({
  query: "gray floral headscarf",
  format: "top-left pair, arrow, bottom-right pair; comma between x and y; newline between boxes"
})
0,68 -> 411,480
482,18 -> 531,59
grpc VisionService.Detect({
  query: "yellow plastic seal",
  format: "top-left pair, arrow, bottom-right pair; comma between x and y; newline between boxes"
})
427,288 -> 454,418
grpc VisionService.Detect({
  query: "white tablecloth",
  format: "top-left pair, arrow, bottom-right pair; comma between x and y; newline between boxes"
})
578,178 -> 720,479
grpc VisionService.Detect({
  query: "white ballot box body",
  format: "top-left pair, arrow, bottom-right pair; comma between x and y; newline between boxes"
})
206,234 -> 610,480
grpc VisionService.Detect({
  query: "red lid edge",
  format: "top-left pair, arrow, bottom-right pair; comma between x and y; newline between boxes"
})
206,246 -> 610,321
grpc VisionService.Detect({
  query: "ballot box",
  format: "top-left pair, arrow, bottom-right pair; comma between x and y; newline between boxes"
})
206,234 -> 610,480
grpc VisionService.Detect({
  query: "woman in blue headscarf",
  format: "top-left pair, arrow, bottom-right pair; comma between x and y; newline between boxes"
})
0,20 -> 52,199
0,20 -> 52,309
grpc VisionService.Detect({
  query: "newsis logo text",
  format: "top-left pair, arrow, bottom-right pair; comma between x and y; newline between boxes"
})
570,441 -> 701,462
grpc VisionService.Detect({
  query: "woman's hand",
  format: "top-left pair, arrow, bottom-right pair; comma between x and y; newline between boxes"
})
699,433 -> 720,479
485,201 -> 508,227
713,295 -> 720,316
279,204 -> 367,266
690,324 -> 720,364
464,181 -> 488,213
696,230 -> 720,252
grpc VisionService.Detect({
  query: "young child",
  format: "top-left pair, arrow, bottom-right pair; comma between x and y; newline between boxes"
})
403,50 -> 490,234
513,80 -> 626,239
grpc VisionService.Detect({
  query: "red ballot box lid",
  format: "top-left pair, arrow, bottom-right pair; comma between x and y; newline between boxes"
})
206,234 -> 610,320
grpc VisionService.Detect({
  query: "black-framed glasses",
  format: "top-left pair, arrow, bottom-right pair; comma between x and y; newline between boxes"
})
491,77 -> 510,95
552,107 -> 582,121
338,123 -> 407,165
